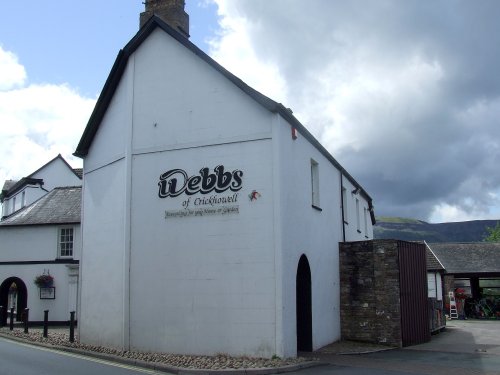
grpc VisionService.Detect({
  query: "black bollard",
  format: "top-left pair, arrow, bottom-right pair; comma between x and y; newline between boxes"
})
9,307 -> 14,331
69,311 -> 75,343
0,306 -> 4,328
24,308 -> 29,334
43,310 -> 49,338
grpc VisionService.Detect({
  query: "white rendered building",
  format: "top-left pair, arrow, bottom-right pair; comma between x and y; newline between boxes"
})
0,156 -> 81,324
1,154 -> 81,219
75,3 -> 375,358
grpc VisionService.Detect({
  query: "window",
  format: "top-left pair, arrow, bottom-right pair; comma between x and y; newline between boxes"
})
59,227 -> 74,257
363,207 -> 368,236
356,198 -> 361,232
310,159 -> 320,209
21,191 -> 26,207
12,197 -> 16,212
342,187 -> 348,223
427,273 -> 437,298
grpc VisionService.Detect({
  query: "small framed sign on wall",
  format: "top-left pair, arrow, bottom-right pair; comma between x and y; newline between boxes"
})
40,287 -> 55,300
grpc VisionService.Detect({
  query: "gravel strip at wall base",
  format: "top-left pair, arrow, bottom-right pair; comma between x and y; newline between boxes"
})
0,327 -> 319,373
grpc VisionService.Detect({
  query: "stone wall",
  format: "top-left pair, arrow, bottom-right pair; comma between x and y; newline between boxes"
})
340,240 -> 402,347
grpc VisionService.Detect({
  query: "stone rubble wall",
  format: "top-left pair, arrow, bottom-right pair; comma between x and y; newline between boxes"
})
340,240 -> 402,347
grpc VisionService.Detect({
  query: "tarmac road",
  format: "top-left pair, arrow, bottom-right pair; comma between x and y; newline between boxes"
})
295,320 -> 500,375
0,337 -> 164,375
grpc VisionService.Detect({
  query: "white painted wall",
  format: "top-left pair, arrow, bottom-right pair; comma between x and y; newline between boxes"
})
274,115 -> 340,357
0,225 -> 80,322
342,176 -> 373,241
80,28 -> 280,356
129,140 -> 275,356
0,225 -> 81,262
79,160 -> 127,349
79,24 -> 374,358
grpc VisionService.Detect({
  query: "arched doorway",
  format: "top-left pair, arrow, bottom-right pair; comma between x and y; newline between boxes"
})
296,254 -> 312,352
0,277 -> 28,325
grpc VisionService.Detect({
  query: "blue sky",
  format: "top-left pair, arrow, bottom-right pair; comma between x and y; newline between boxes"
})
0,0 -> 219,97
2,1 -> 500,223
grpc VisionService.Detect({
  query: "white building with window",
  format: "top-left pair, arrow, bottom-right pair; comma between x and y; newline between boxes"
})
75,1 -> 375,358
0,156 -> 81,325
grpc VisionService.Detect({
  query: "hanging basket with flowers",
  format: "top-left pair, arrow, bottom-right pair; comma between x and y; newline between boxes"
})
454,288 -> 468,300
34,273 -> 54,288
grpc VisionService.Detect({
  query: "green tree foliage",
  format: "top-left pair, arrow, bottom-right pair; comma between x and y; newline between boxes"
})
484,221 -> 500,242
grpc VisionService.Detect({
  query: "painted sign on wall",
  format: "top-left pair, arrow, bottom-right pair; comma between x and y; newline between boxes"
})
159,166 -> 243,218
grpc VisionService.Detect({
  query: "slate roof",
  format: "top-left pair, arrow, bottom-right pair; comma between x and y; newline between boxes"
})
73,15 -> 376,225
2,180 -> 18,191
425,242 -> 445,271
0,187 -> 81,226
73,168 -> 83,178
428,242 -> 500,274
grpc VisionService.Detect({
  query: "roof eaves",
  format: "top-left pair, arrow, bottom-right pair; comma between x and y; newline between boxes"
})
74,49 -> 127,158
0,178 -> 44,200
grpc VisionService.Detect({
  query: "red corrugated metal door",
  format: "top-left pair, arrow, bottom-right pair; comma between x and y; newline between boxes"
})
398,241 -> 431,346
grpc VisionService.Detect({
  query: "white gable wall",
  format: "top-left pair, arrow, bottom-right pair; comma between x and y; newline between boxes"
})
80,28 -> 279,356
30,157 -> 81,192
128,29 -> 277,356
79,24 -> 374,358
131,29 -> 272,152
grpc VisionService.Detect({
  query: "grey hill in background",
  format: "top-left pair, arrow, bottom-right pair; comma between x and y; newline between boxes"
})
374,217 -> 499,243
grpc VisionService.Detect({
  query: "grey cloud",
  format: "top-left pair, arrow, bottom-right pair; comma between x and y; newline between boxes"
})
219,0 -> 500,221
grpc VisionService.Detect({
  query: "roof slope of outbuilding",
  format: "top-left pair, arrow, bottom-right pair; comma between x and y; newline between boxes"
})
428,242 -> 500,274
0,187 -> 81,226
424,242 -> 445,271
73,16 -> 376,224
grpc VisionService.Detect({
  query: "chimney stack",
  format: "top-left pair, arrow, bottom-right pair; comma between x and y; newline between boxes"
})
140,0 -> 189,38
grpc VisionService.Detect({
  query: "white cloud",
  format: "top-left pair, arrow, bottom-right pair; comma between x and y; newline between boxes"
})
208,1 -> 287,104
0,46 -> 27,91
0,46 -> 95,185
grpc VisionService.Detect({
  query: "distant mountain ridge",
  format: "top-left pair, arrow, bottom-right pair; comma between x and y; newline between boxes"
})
374,217 -> 500,243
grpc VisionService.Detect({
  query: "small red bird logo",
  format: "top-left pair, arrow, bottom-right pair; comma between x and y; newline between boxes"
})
249,190 -> 261,201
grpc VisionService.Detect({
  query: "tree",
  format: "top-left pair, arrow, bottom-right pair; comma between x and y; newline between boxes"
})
484,221 -> 500,242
